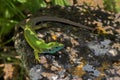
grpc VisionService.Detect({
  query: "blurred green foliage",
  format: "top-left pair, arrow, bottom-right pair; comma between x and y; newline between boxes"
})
0,0 -> 25,46
115,0 -> 120,12
103,0 -> 120,12
103,0 -> 116,12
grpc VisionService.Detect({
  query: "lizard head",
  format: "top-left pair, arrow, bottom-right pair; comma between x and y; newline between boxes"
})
44,42 -> 64,54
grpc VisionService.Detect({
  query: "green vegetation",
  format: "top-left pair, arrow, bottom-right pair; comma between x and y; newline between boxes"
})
103,0 -> 120,12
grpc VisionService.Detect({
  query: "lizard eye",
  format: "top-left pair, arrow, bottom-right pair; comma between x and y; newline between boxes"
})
48,49 -> 52,51
55,47 -> 58,48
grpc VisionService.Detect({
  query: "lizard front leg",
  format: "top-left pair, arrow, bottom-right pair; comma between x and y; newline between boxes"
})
34,50 -> 41,62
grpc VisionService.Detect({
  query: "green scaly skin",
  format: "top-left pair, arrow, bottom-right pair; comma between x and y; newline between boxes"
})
23,25 -> 64,62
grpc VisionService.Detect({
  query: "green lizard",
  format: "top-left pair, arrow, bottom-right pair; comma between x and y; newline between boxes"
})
21,16 -> 95,62
22,24 -> 64,62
